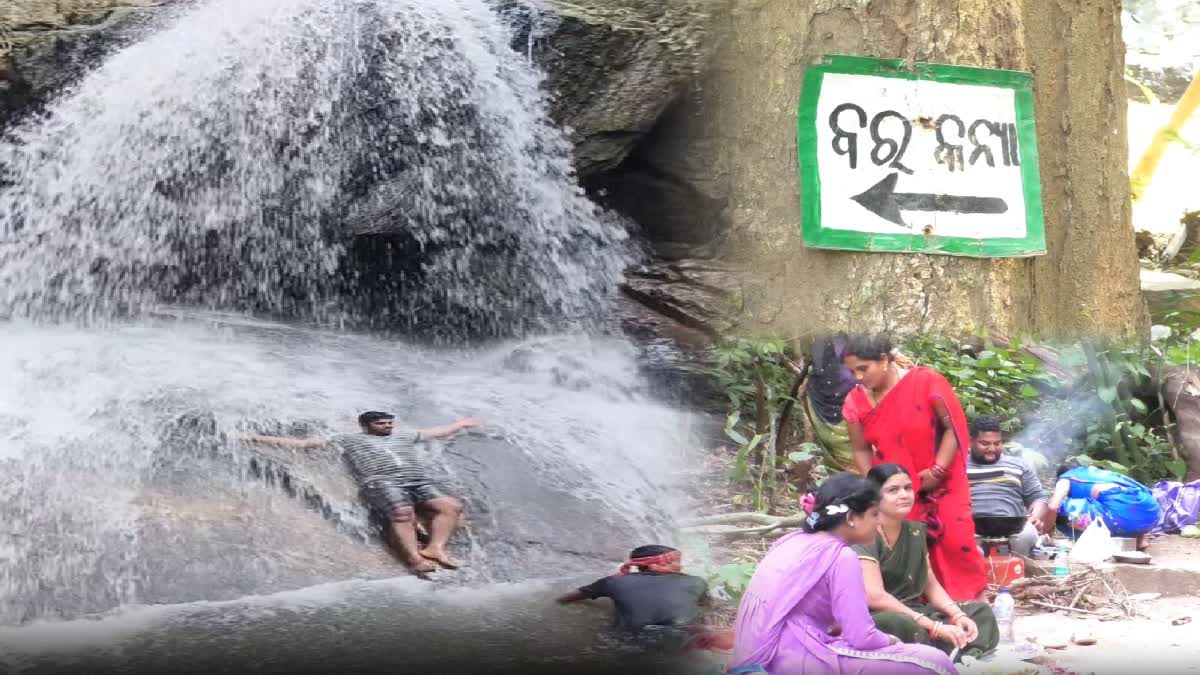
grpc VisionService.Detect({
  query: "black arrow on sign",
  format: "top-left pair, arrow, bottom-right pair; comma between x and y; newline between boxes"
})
850,172 -> 1009,228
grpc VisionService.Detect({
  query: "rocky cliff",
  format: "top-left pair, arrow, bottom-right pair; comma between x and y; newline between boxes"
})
0,1 -> 168,125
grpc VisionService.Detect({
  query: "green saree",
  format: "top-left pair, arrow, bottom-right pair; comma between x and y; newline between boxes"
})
853,521 -> 999,660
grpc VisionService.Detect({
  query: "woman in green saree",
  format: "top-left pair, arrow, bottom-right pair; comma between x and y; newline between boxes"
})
854,463 -> 999,660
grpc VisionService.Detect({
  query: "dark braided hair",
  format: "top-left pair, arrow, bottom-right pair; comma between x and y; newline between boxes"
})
803,472 -> 881,533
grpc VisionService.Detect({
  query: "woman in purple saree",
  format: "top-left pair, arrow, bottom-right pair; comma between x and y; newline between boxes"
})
730,473 -> 956,675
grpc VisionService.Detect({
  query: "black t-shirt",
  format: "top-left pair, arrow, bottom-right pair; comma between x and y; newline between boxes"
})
576,573 -> 708,631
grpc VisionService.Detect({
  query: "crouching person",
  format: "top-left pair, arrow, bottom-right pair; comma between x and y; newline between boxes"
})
556,545 -> 711,637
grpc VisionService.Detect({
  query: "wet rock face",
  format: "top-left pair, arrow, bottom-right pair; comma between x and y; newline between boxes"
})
5,415 -> 642,623
505,0 -> 716,177
0,2 -> 170,128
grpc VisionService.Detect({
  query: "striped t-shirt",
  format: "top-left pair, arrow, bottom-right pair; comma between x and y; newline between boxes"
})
333,431 -> 425,485
966,454 -> 1046,518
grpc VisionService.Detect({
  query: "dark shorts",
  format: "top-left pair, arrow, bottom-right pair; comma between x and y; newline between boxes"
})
362,480 -> 446,516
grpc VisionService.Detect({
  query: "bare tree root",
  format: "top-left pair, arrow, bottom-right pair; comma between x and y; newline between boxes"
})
680,512 -> 807,538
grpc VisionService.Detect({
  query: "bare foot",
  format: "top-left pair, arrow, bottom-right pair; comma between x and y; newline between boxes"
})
420,548 -> 460,570
407,559 -> 438,575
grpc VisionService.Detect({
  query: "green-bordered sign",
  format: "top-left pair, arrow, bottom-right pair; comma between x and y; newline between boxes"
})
798,55 -> 1046,257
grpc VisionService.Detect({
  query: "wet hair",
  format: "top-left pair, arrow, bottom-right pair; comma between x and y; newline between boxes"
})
866,463 -> 910,487
842,334 -> 894,363
630,544 -> 677,559
1056,463 -> 1072,479
970,415 -> 1003,437
804,472 -> 880,533
358,411 -> 394,426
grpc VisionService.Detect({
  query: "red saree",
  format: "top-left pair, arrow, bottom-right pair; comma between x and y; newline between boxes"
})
842,367 -> 987,601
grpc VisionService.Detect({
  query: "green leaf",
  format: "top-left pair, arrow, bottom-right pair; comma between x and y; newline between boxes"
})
1129,398 -> 1148,415
788,450 -> 815,463
725,427 -> 749,447
1020,384 -> 1039,399
744,434 -> 764,453
1097,386 -> 1119,405
1167,460 -> 1187,480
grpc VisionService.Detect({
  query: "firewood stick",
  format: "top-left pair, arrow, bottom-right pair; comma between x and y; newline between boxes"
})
1068,581 -> 1092,609
1028,600 -> 1108,615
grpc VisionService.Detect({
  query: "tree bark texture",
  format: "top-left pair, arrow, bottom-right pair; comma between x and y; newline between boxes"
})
653,0 -> 1145,341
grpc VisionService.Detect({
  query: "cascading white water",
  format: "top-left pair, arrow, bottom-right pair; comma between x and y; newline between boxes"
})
0,0 -> 631,334
0,0 -> 701,650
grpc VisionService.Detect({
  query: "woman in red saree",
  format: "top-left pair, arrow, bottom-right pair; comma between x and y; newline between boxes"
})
840,335 -> 987,601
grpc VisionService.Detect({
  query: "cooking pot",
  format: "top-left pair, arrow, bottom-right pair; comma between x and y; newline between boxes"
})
972,515 -> 1028,538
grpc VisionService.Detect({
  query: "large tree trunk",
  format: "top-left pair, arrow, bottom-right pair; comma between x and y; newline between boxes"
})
637,0 -> 1145,341
1022,0 -> 1148,339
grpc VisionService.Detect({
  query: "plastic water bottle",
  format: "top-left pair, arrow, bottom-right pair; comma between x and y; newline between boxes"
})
1054,546 -> 1070,577
993,589 -> 1015,644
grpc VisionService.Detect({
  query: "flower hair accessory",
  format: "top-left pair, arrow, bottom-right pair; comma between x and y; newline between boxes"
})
825,504 -> 850,516
806,511 -> 820,528
800,493 -> 816,514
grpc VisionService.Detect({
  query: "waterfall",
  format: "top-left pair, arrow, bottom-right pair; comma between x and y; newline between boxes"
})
0,0 -> 632,336
0,1 -> 700,654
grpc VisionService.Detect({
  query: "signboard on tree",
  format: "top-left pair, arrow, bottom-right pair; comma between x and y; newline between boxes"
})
797,55 -> 1046,257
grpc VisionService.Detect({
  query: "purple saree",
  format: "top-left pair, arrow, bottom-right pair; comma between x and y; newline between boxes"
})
731,531 -> 956,675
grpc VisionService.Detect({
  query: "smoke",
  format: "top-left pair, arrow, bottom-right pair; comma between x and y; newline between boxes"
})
1009,393 -> 1113,470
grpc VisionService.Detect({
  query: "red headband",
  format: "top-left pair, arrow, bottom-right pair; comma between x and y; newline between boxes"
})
617,549 -> 681,575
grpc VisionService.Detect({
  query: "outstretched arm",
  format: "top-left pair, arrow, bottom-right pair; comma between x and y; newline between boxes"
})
1047,479 -> 1070,511
556,590 -> 589,605
236,433 -> 328,449
557,577 -> 608,605
418,417 -> 481,440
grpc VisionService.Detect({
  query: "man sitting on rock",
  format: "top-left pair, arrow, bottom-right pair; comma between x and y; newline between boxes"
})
965,415 -> 1053,557
239,411 -> 479,574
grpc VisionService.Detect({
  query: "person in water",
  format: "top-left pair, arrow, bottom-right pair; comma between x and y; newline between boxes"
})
1049,463 -> 1162,550
858,464 -> 999,661
556,545 -> 711,635
239,410 -> 480,574
729,472 -> 956,675
841,334 -> 988,601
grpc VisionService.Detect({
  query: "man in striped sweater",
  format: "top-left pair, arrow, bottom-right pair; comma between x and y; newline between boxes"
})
240,411 -> 479,574
965,415 -> 1054,557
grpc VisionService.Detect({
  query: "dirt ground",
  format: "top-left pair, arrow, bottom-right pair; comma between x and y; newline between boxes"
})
679,441 -> 1200,674
1020,595 -> 1198,674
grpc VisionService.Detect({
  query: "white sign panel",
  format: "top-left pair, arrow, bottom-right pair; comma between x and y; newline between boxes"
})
798,56 -> 1045,257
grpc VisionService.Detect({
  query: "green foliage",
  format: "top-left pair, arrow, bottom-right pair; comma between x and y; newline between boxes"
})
700,336 -> 819,512
709,336 -> 795,416
1045,342 -> 1181,484
709,561 -> 757,604
903,335 -> 1183,485
901,336 -> 1054,429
